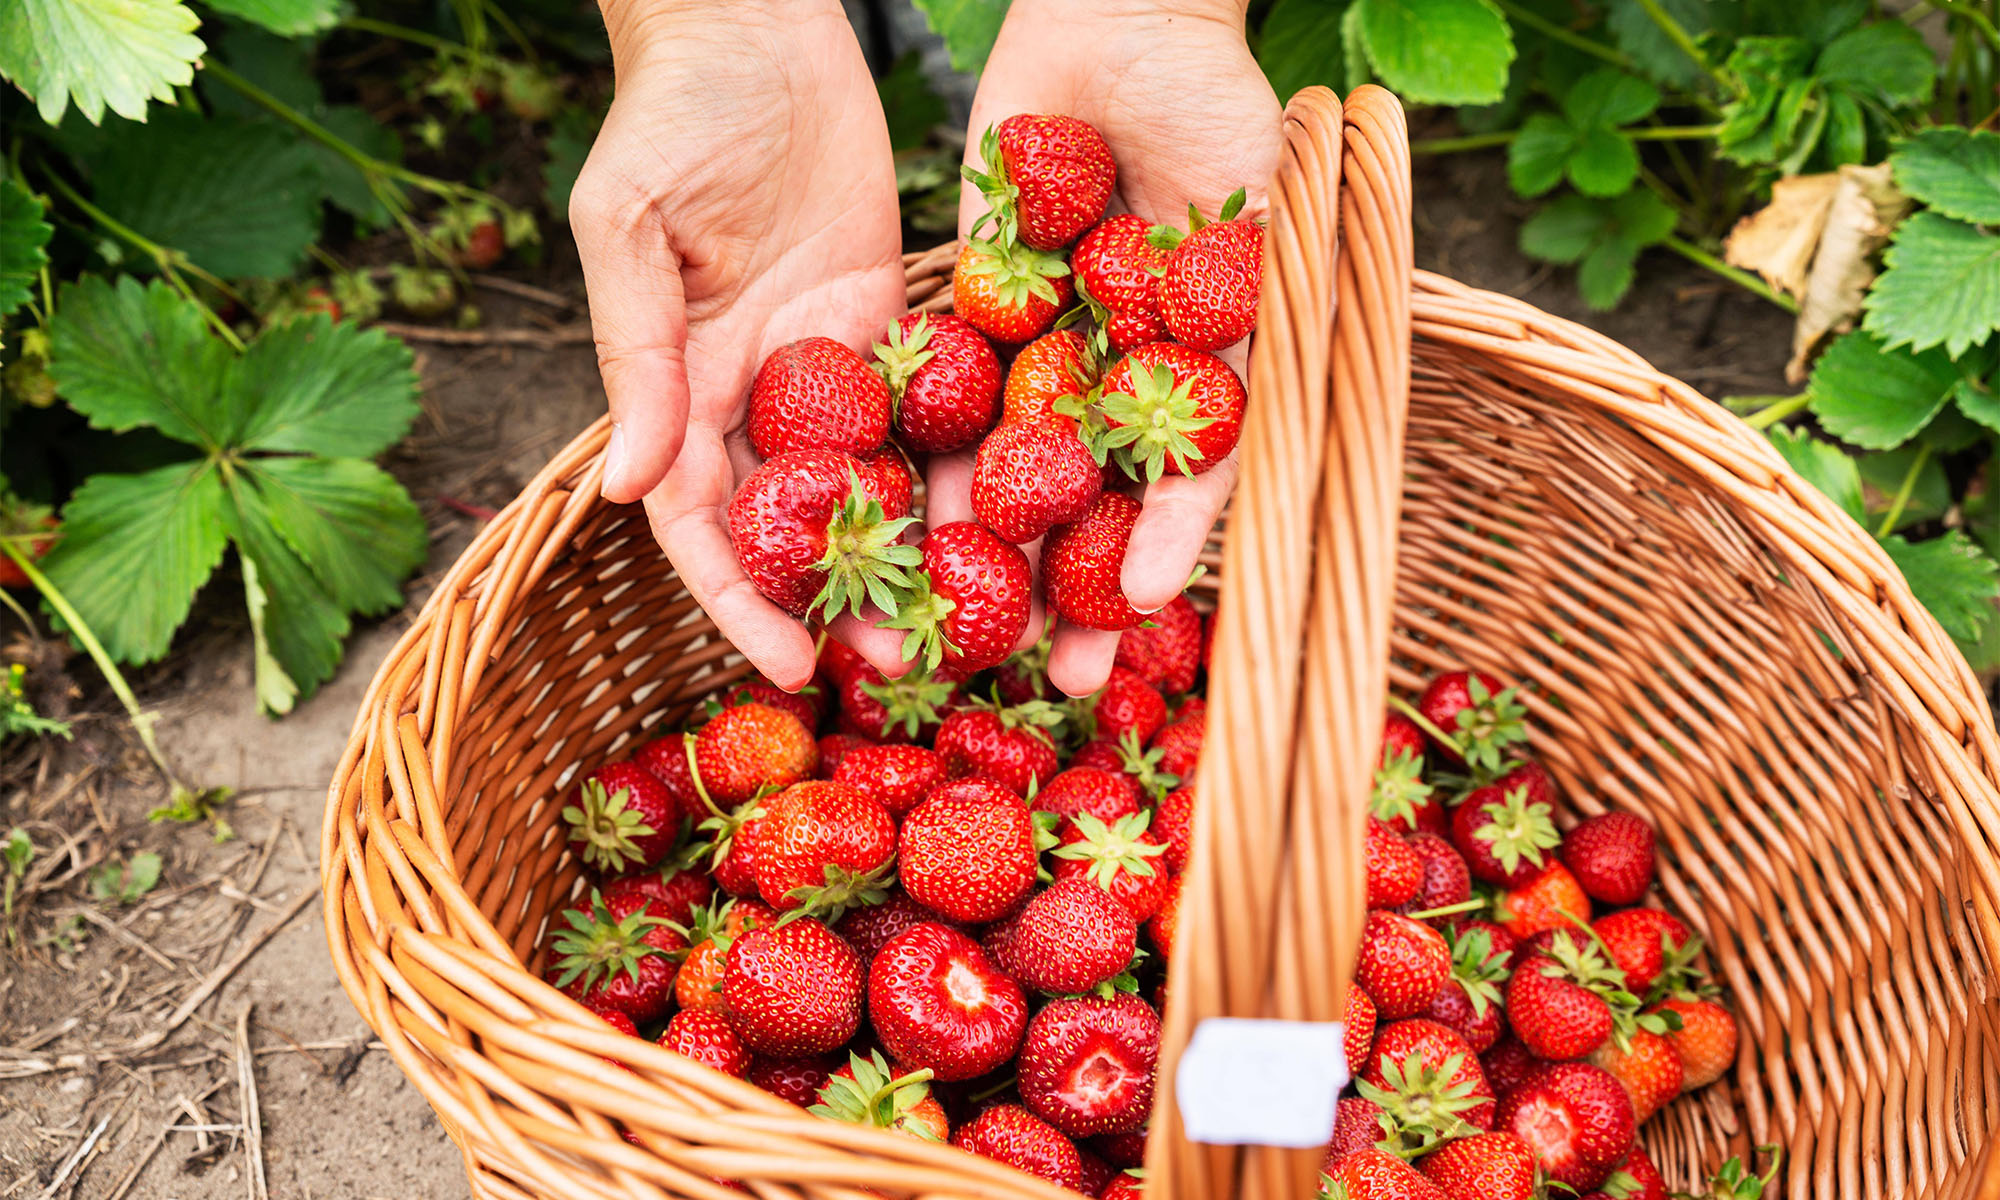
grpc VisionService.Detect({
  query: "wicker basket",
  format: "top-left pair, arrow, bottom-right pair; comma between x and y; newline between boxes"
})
324,87 -> 2000,1200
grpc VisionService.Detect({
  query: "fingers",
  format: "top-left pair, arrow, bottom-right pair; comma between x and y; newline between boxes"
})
1122,455 -> 1237,612
922,450 -> 977,527
1048,622 -> 1121,697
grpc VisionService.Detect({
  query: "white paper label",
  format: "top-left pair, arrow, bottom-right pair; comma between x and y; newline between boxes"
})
1174,1017 -> 1348,1148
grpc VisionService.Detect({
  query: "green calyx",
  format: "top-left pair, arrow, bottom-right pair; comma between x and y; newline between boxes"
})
1542,920 -> 1654,1052
1095,362 -> 1217,483
694,787 -> 770,874
1145,187 -> 1246,259
963,235 -> 1071,309
858,665 -> 959,740
1598,1169 -> 1642,1200
871,314 -> 938,402
780,860 -> 897,926
1114,729 -> 1180,801
549,890 -> 668,993
1471,785 -> 1561,876
1701,1147 -> 1783,1200
1053,810 -> 1167,889
1445,926 -> 1508,1019
561,777 -> 659,873
809,469 -> 923,624
1456,677 -> 1530,776
961,125 -> 1019,246
879,570 -> 962,672
1648,928 -> 1712,1006
1353,1049 -> 1483,1157
666,897 -> 740,956
1369,749 -> 1434,829
808,1051 -> 942,1141
967,689 -> 1069,741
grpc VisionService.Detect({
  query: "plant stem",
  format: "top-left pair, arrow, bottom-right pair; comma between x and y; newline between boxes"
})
341,15 -> 459,52
1660,235 -> 1799,313
1494,0 -> 1632,69
1634,0 -> 1732,93
1412,124 -> 1723,155
1927,0 -> 2000,59
1877,445 -> 1934,537
1741,393 -> 1810,430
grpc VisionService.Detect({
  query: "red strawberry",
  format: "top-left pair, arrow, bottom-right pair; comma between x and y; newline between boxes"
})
873,312 -> 1001,453
810,1050 -> 950,1140
1346,984 -> 1379,1073
562,762 -> 679,873
1002,876 -> 1139,995
886,522 -> 1033,672
1414,671 -> 1528,774
869,921 -> 1027,1080
1151,783 -> 1194,873
832,743 -> 946,818
814,733 -> 872,777
658,1009 -> 750,1077
595,1008 -> 639,1039
1427,924 -> 1510,1054
856,445 -> 914,517
546,891 -> 684,1023
749,780 -> 896,916
633,734 -> 707,822
1360,1017 -> 1497,1140
972,419 -> 1102,545
673,898 -> 771,1014
1417,1131 -> 1539,1200
1357,911 -> 1452,1020
1094,343 -> 1247,481
935,699 -> 1064,795
994,639 -> 1053,705
1327,1095 -> 1389,1160
953,1104 -> 1086,1191
718,675 -> 824,733
1074,730 -> 1179,801
965,114 -> 1115,251
1100,1167 -> 1143,1198
1505,942 -> 1626,1061
954,238 -> 1074,344
693,702 -> 818,807
1092,1129 -> 1148,1169
727,449 -> 919,620
1073,214 -> 1167,348
1323,1147 -> 1449,1199
746,1054 -> 838,1107
1080,666 -> 1169,747
1017,993 -> 1160,1136
708,806 -> 764,897
1583,1146 -> 1669,1200
1589,1027 -> 1683,1123
834,889 -> 950,965
838,662 -> 963,744
1146,870 -> 1181,961
1003,329 -> 1099,427
460,219 -> 505,269
1043,491 -> 1145,631
898,777 -> 1040,921
0,502 -> 57,590
1373,713 -> 1442,835
1154,197 -> 1262,351
1366,818 -> 1424,910
1651,996 -> 1735,1088
1403,832 -> 1472,916
1033,767 -> 1141,830
1496,1062 -> 1635,1190
1562,812 -> 1657,906
747,337 -> 892,459
1495,863 -> 1590,939
1480,1036 -> 1537,1101
1050,811 -> 1172,921
1451,778 -> 1562,888
602,846 -> 714,931
1382,711 -> 1427,763
1448,918 -> 1520,973
1150,717 -> 1204,781
817,635 -> 870,693
1114,593 -> 1202,694
1592,908 -> 1694,996
721,918 -> 863,1056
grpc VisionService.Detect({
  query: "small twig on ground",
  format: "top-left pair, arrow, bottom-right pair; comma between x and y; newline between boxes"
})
137,1037 -> 383,1075
70,908 -> 190,976
101,1120 -> 169,1200
31,1115 -> 107,1200
467,273 -> 577,309
372,320 -> 591,347
233,1007 -> 268,1200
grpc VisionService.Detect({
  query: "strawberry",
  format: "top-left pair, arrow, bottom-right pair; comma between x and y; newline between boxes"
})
965,114 -> 1116,251
1327,1095 -> 1390,1160
602,840 -> 714,930
870,921 -> 1028,1080
658,1008 -> 751,1077
1323,1148 -> 1449,1199
885,522 -> 1033,671
1002,876 -> 1139,995
632,734 -> 704,821
1077,666 -> 1169,747
546,891 -> 684,1023
1413,671 -> 1528,774
708,805 -> 765,898
1033,767 -> 1141,830
1373,713 -> 1441,835
1357,911 -> 1452,1020
1345,982 -> 1380,1071
1496,1062 -> 1635,1190
1151,783 -> 1194,873
1417,1131 -> 1539,1200
1114,593 -> 1202,694
1495,863 -> 1590,939
1018,993 -> 1160,1136
834,889 -> 950,964
1402,832 -> 1472,916
1505,937 -> 1635,1061
899,777 -> 1041,921
1382,711 -> 1427,764
694,702 -> 818,806
727,449 -> 920,620
1050,811 -> 1173,921
1043,491 -> 1145,631
833,743 -> 946,818
1592,908 -> 1694,997
1562,813 -> 1657,906
954,238 -> 1074,344
872,313 -> 1001,453
1150,719 -> 1204,782
1073,214 -> 1168,351
1147,870 -> 1182,961
814,733 -> 871,777
595,1008 -> 639,1039
1480,1037 -> 1537,1102
1074,730 -> 1180,801
1449,918 -> 1520,972
811,1050 -> 950,1141
1003,329 -> 1099,427
1451,779 -> 1562,888
721,918 -> 863,1056
1651,996 -> 1735,1088
972,419 -> 1103,544
1583,1146 -> 1668,1200
856,446 -> 915,518
1590,1027 -> 1683,1123
1427,924 -> 1509,1053
1153,194 -> 1262,351
839,662 -> 963,744
747,1054 -> 837,1107
718,676 -> 824,734
562,762 -> 680,873
1094,343 -> 1247,482
1366,818 -> 1423,909
935,698 -> 1065,794
995,638 -> 1053,705
817,634 -> 871,693
1092,1129 -> 1148,1169
953,1104 -> 1086,1191
749,780 -> 896,917
1101,1168 -> 1144,1198
747,337 -> 892,459
461,219 -> 506,269
673,898 -> 769,1014
1359,1018 -> 1497,1144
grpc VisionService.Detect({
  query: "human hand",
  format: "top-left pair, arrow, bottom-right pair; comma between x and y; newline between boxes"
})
937,0 -> 1283,696
572,0 -> 909,690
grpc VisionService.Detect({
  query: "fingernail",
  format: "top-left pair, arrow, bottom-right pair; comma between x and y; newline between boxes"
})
603,423 -> 627,498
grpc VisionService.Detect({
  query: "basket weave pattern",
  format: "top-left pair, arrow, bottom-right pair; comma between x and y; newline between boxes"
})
325,88 -> 2000,1200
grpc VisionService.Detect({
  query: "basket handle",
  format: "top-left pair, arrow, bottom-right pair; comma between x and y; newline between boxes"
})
1146,87 -> 1413,1200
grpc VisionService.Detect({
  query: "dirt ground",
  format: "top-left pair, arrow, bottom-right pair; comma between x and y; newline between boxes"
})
0,150 -> 1793,1200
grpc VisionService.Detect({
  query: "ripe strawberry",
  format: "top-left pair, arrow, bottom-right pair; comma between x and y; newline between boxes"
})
1346,984 -> 1379,1074
658,1009 -> 751,1077
1323,1147 -> 1449,1199
1372,732 -> 1443,836
747,337 -> 892,459
935,699 -> 1065,795
1357,911 -> 1452,1019
1078,666 -> 1169,747
817,634 -> 871,694
814,733 -> 871,777
954,238 -> 1074,344
461,219 -> 506,269
1360,1017 -> 1497,1140
995,638 -> 1053,705
672,898 -> 771,1014
810,1050 -> 950,1140
727,449 -> 919,620
562,762 -> 679,873
1150,718 -> 1204,782
1050,811 -> 1173,921
1327,1095 -> 1389,1160
1480,1036 -> 1538,1101
1584,1146 -> 1668,1200
965,114 -> 1115,250
1417,1131 -> 1538,1200
0,503 -> 57,590
1074,730 -> 1180,801
872,312 -> 1001,453
602,844 -> 714,930
1505,937 -> 1633,1061
1147,870 -> 1182,961
1366,818 -> 1423,910
832,743 -> 946,818
1101,1168 -> 1144,1198
750,780 -> 896,916
1003,329 -> 1099,428
718,675 -> 824,733
1651,996 -> 1736,1088
1592,908 -> 1694,997
1414,671 -> 1528,773
1382,711 -> 1427,764
1451,778 -> 1562,888
721,918 -> 863,1056
1003,876 -> 1139,994
1590,1027 -> 1683,1123
546,891 -> 684,1023
972,419 -> 1102,544
1496,1062 -> 1636,1190
1402,832 -> 1472,916
632,734 -> 703,822
1152,783 -> 1194,873
1092,1129 -> 1148,1169
1033,767 -> 1141,830
595,1008 -> 639,1039
835,889 -> 949,964
747,1054 -> 838,1107
855,445 -> 914,517
953,1104 -> 1086,1191
1449,918 -> 1520,973
869,922 -> 1028,1080
885,522 -> 1033,671
693,702 -> 817,807
1114,593 -> 1202,694
1154,197 -> 1262,351
838,663 -> 962,745
1073,214 -> 1167,349
1094,343 -> 1247,481
899,777 -> 1040,921
1562,812 -> 1657,905
1043,491 -> 1145,631
1427,924 -> 1509,1054
1018,993 -> 1160,1136
1495,863 -> 1590,939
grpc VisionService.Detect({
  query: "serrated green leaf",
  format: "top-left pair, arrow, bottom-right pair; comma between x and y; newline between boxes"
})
878,51 -> 949,151
0,0 -> 204,125
1890,128 -> 2000,225
1806,330 -> 1957,449
222,480 -> 352,702
1864,214 -> 2000,358
201,0 -> 339,36
1766,425 -> 1864,523
912,0 -> 1008,73
241,554 -> 299,715
1567,127 -> 1641,197
39,462 -> 228,665
239,457 -> 425,616
1454,46 -> 1533,135
228,315 -> 420,457
1354,0 -> 1513,106
1604,0 -> 1713,88
0,179 -> 52,319
1816,21 -> 1934,108
1879,531 -> 2000,648
1561,69 -> 1660,128
1257,0 -> 1347,102
1857,446 -> 1950,530
1506,113 -> 1574,198
47,275 -> 235,448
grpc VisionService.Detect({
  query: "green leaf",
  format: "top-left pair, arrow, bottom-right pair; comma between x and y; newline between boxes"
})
1890,128 -> 2000,225
1567,127 -> 1640,197
1821,90 -> 1866,167
912,0 -> 1009,73
1519,191 -> 1676,309
84,110 -> 320,280
0,0 -> 204,124
1518,195 -> 1604,264
1604,0 -> 1712,88
1815,21 -> 1934,108
222,479 -> 353,703
38,462 -> 229,665
1257,0 -> 1347,102
1340,2 -> 1372,94
1806,330 -> 1958,449
1506,113 -> 1574,198
1716,37 -> 1813,166
47,275 -> 234,448
1577,237 -> 1642,310
0,179 -> 52,320
1864,213 -> 2000,358
1766,426 -> 1864,524
228,315 -> 420,458
241,554 -> 299,715
1878,531 -> 2000,648
200,24 -> 319,116
878,51 -> 949,151
1857,447 -> 1950,530
1353,0 -> 1513,106
1561,69 -> 1660,128
201,0 -> 339,36
1954,373 -> 2000,434
543,108 -> 599,219
239,457 -> 425,617
313,106 -> 402,225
